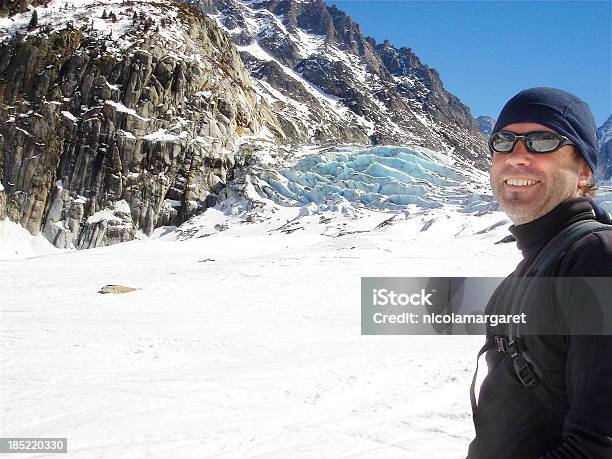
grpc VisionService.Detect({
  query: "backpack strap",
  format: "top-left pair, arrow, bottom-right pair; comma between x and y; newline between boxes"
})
510,219 -> 612,341
470,335 -> 496,416
517,219 -> 612,281
471,220 -> 612,422
469,275 -> 516,422
494,335 -> 568,418
505,219 -> 612,416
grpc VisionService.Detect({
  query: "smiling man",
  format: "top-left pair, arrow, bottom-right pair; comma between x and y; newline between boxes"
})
489,122 -> 593,225
467,87 -> 612,459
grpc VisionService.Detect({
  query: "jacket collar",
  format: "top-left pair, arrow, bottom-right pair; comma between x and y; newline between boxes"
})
508,197 -> 595,259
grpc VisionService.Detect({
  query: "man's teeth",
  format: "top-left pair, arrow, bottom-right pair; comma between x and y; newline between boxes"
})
506,178 -> 538,186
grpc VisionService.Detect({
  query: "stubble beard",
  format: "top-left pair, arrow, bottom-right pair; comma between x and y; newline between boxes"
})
497,189 -> 550,225
491,172 -> 578,226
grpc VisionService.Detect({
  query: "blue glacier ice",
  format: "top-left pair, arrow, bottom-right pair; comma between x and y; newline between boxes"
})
257,146 -> 497,214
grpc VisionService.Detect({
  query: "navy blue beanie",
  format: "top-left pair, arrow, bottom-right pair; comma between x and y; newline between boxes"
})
492,87 -> 598,172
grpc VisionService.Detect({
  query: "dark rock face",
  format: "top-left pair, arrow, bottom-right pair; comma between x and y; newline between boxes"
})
476,116 -> 496,137
206,0 -> 490,169
0,2 -> 282,248
0,0 -> 47,18
597,114 -> 612,182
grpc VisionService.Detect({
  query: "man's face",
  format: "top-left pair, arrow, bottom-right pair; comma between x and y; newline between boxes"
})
489,122 -> 592,225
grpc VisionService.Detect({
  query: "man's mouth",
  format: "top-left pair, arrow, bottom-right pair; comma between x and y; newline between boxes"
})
504,178 -> 540,187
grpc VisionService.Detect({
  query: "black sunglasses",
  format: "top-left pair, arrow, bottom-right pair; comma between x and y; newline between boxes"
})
489,130 -> 575,154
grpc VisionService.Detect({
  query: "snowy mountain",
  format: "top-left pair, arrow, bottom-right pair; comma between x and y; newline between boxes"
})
199,0 -> 488,166
2,4 -> 612,454
475,115 -> 495,137
1,0 -> 489,251
597,114 -> 612,182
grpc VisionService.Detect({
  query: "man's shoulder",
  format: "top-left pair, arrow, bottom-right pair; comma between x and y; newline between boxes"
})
556,225 -> 612,276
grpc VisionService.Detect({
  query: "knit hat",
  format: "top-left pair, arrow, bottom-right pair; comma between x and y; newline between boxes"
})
492,87 -> 599,172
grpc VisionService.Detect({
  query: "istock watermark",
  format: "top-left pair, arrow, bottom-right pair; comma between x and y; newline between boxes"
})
361,277 -> 612,335
372,288 -> 435,306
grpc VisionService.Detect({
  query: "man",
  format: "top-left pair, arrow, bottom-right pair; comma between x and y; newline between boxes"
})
467,87 -> 612,458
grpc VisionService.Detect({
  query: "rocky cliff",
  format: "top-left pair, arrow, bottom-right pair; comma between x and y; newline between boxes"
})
0,0 -> 283,248
1,0 -> 491,250
0,0 -> 47,17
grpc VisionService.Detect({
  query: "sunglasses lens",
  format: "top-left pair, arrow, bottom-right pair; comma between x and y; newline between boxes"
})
490,132 -> 516,152
527,132 -> 562,152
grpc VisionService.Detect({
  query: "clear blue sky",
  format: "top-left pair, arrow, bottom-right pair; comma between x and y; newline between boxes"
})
327,1 -> 611,126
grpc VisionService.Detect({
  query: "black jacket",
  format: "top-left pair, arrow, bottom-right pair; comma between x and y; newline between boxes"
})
468,197 -> 612,459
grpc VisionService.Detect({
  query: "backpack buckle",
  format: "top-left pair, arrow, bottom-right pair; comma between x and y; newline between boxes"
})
495,336 -> 509,352
508,339 -> 520,358
512,352 -> 538,387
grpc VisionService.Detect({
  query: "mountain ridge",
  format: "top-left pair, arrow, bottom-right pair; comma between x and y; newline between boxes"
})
200,0 -> 489,165
0,0 -> 491,250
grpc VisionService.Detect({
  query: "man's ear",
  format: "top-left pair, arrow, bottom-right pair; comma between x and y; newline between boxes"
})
573,148 -> 593,187
577,157 -> 593,187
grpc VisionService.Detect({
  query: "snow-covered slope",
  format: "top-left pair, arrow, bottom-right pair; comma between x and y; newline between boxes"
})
1,0 -> 186,52
0,218 -> 62,259
174,144 -> 499,241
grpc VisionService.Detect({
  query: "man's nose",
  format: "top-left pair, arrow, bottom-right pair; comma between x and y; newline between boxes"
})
504,139 -> 532,166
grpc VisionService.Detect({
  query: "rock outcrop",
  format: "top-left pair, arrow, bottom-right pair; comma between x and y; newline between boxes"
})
0,0 -> 282,248
0,0 -> 47,18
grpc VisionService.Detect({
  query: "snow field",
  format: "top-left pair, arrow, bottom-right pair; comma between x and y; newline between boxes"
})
1,201 -> 519,458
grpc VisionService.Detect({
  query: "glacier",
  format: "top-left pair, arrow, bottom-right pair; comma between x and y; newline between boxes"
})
254,145 -> 496,215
